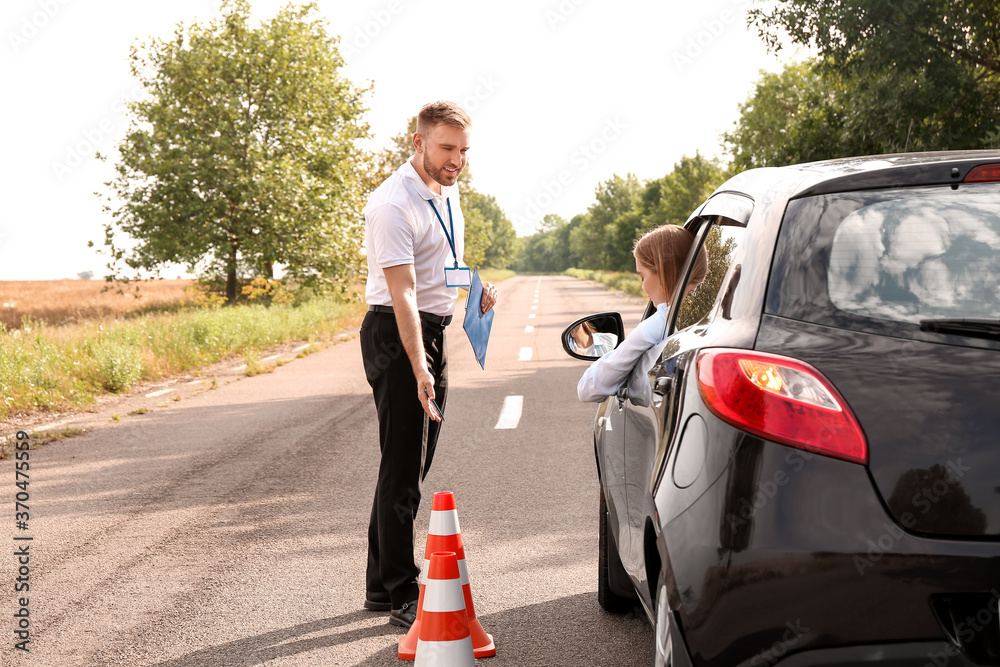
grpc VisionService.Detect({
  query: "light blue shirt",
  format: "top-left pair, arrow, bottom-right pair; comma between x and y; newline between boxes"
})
577,303 -> 670,403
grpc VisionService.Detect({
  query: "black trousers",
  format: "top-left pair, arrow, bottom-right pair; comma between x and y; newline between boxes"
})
360,310 -> 448,607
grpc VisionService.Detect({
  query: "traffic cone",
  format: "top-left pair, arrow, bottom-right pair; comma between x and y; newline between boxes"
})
414,551 -> 475,667
398,492 -> 496,660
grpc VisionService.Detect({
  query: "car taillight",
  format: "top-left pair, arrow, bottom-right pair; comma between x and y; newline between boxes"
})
697,349 -> 868,464
964,164 -> 1000,183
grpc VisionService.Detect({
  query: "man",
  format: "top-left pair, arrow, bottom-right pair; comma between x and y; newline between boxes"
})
360,101 -> 497,629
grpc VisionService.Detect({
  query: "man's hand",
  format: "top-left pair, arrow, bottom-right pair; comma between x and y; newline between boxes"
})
416,368 -> 442,422
480,281 -> 498,314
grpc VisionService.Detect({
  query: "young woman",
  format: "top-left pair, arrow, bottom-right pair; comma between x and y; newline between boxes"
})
577,224 -> 708,402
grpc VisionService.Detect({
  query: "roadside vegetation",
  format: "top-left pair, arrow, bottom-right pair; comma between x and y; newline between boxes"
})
565,269 -> 642,299
0,268 -> 514,423
0,296 -> 366,422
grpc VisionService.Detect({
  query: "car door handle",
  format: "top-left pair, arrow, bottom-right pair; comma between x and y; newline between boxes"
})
653,376 -> 672,396
615,385 -> 629,410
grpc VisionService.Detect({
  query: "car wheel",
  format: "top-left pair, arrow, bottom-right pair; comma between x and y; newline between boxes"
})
654,581 -> 673,667
598,491 -> 636,612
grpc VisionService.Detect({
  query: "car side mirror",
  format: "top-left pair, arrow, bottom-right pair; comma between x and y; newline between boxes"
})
561,312 -> 625,361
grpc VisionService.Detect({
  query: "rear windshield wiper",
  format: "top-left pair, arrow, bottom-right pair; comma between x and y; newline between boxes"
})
919,318 -> 1000,341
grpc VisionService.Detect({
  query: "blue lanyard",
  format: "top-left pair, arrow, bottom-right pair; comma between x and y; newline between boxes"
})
427,198 -> 459,269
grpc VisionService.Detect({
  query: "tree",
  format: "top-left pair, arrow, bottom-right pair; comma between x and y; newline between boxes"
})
740,0 -> 1000,163
593,174 -> 643,271
463,191 -> 516,270
514,214 -> 578,273
98,1 -> 370,303
723,62 -> 846,170
519,156 -> 728,273
643,153 -> 727,227
751,0 -> 1000,80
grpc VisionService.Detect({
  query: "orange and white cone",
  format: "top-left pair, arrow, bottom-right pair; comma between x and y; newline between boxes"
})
414,551 -> 475,667
398,492 -> 496,660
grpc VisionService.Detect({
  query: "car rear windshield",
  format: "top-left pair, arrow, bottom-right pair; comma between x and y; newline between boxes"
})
766,182 -> 1000,344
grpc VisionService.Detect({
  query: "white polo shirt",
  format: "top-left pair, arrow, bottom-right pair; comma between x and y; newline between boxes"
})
364,159 -> 466,317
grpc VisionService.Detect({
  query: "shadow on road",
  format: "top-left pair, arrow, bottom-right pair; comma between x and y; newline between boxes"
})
149,610 -> 400,666
152,593 -> 652,666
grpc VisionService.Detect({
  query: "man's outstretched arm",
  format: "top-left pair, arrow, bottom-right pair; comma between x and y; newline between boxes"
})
383,263 -> 441,422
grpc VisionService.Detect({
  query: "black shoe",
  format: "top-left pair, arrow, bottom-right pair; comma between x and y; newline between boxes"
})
364,591 -> 392,612
389,600 -> 418,629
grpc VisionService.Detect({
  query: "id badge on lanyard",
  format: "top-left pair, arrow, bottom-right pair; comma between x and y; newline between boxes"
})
445,267 -> 472,287
429,197 -> 472,287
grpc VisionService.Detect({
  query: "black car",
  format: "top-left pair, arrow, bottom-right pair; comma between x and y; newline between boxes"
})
562,152 -> 1000,667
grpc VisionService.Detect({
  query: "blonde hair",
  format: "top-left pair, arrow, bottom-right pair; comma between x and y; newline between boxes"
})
633,225 -> 709,303
417,101 -> 472,136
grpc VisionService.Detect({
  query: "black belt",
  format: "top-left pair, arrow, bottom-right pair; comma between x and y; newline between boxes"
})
368,304 -> 452,326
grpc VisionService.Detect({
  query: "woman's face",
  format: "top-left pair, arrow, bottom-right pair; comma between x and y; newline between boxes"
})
635,256 -> 666,305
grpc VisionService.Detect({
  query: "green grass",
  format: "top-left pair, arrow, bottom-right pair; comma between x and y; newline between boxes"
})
477,268 -> 516,283
0,298 -> 366,421
564,268 -> 644,298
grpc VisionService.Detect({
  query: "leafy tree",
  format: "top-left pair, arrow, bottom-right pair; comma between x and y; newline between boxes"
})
642,153 -> 727,227
519,156 -> 728,273
591,174 -> 643,271
751,0 -> 1000,81
723,62 -> 846,170
97,1 -> 370,303
737,0 -> 1000,165
515,214 -> 578,273
568,212 -> 602,271
463,191 -> 516,270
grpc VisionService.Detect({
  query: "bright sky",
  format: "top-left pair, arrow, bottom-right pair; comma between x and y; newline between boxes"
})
1,0 -> 790,280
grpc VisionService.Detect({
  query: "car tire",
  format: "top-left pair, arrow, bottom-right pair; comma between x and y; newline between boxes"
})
654,581 -> 673,667
598,490 -> 637,613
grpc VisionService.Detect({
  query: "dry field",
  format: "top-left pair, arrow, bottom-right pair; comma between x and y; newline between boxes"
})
0,279 -> 194,329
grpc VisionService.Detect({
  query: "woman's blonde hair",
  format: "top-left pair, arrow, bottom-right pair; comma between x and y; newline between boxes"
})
633,225 -> 709,303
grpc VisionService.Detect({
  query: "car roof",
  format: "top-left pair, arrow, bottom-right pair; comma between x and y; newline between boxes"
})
710,150 -> 1000,204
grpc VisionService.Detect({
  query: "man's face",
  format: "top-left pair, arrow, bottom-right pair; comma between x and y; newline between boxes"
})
418,123 -> 471,188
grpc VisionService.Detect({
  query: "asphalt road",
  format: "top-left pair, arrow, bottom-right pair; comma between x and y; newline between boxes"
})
1,275 -> 652,667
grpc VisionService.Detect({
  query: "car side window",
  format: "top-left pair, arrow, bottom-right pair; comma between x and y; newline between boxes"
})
676,224 -> 745,330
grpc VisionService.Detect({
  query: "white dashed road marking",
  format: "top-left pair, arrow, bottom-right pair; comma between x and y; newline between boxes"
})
494,395 -> 524,430
528,314 -> 535,319
524,326 -> 534,333
518,347 -> 533,361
